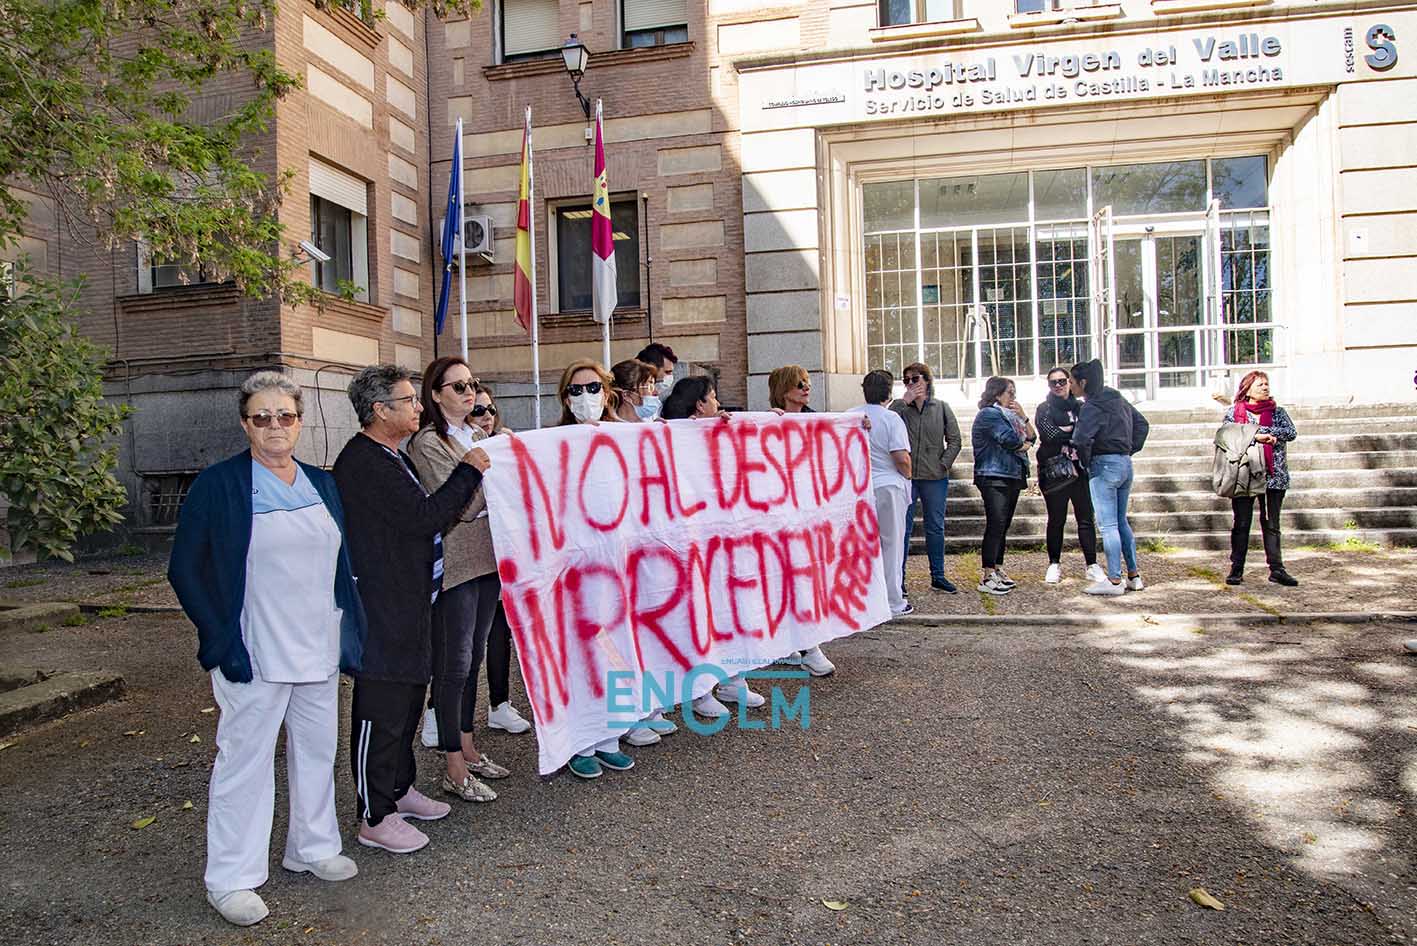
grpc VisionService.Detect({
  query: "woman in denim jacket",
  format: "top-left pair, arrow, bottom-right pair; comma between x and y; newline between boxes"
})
971,376 -> 1036,596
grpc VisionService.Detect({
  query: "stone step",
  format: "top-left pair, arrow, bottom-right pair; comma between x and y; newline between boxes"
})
953,416 -> 1417,443
948,402 -> 1417,426
0,669 -> 126,737
945,448 -> 1417,479
925,526 -> 1417,553
947,431 -> 1417,459
936,505 -> 1417,537
935,486 -> 1417,518
938,467 -> 1417,495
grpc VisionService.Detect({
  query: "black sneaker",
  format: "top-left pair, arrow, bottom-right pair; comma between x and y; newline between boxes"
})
1225,569 -> 1243,586
931,577 -> 959,594
1268,569 -> 1298,587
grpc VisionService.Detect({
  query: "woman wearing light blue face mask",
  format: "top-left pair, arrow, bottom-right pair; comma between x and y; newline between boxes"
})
612,359 -> 660,423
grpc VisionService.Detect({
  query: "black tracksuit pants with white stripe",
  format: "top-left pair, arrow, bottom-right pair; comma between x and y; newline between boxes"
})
350,678 -> 426,827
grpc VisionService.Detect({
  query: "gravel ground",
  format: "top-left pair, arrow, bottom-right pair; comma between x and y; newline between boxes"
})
5,545 -> 1416,617
1,586 -> 1414,945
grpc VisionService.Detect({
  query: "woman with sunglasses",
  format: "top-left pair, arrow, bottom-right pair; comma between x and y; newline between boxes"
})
890,363 -> 962,596
470,381 -> 507,436
554,359 -> 643,777
407,356 -> 511,805
764,365 -> 839,676
464,381 -> 534,736
169,371 -> 363,927
1036,368 -> 1104,586
768,364 -> 814,413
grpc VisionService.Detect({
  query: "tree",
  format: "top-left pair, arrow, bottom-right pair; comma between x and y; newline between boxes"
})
0,0 -> 477,557
0,267 -> 130,561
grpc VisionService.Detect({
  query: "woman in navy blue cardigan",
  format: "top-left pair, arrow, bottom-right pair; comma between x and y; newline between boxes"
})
168,371 -> 366,928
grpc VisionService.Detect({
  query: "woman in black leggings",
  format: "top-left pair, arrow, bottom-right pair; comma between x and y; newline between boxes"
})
1035,367 -> 1104,585
971,376 -> 1035,596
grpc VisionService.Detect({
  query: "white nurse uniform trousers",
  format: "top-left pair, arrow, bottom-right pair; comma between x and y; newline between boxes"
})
205,670 -> 342,892
874,484 -> 908,612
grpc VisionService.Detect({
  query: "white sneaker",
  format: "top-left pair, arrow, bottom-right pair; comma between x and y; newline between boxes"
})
1084,579 -> 1125,596
1085,563 -> 1107,583
207,889 -> 269,927
645,710 -> 677,735
1126,575 -> 1145,591
977,574 -> 1012,596
994,570 -> 1017,588
623,726 -> 661,747
419,708 -> 438,748
1044,563 -> 1062,584
692,692 -> 731,718
1404,640 -> 1417,654
715,675 -> 765,708
774,653 -> 803,666
487,702 -> 532,734
281,853 -> 358,882
801,646 -> 835,676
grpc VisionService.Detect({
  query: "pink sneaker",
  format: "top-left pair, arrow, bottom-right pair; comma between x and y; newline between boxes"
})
395,787 -> 451,821
357,815 -> 428,854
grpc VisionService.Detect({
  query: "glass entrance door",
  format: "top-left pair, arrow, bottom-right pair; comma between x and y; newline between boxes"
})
1110,232 -> 1205,399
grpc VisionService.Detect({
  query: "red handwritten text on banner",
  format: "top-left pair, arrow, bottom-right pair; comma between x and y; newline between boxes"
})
478,413 -> 891,774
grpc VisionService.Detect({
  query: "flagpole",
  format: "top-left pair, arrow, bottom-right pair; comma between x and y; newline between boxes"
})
527,106 -> 542,429
455,117 -> 468,361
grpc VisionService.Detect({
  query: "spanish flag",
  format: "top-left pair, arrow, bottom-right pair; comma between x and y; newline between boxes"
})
513,107 -> 534,333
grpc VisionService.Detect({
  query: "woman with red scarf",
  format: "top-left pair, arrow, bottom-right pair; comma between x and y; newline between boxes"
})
1223,371 -> 1298,586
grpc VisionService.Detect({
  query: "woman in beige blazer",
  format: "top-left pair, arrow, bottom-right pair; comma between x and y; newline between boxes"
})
407,356 -> 510,804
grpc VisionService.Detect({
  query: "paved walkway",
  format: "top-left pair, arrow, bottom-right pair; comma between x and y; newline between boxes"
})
1,552 -> 1413,945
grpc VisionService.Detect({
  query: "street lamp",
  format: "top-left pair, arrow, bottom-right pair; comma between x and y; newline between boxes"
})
562,34 -> 591,121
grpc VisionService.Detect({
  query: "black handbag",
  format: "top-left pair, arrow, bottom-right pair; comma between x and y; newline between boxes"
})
1040,454 -> 1079,495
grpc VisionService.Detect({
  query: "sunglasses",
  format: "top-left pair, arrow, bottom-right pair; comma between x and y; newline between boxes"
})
1048,377 -> 1070,387
439,379 -> 476,395
566,381 -> 603,397
471,404 -> 498,418
904,375 -> 926,385
795,381 -> 810,391
244,410 -> 301,429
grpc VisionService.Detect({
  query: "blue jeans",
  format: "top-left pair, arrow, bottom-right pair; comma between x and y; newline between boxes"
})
1087,454 -> 1137,581
902,478 -> 949,586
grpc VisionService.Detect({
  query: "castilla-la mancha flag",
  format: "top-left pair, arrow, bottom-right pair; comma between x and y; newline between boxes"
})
513,107 -> 534,333
590,99 -> 616,326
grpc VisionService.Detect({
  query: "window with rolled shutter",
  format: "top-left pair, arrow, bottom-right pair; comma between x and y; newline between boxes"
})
502,0 -> 560,59
623,0 -> 686,32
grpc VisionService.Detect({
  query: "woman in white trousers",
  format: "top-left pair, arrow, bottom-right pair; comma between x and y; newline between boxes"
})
169,372 -> 367,927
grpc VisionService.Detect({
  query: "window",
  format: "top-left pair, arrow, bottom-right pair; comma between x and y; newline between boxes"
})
879,0 -> 958,27
337,0 -> 370,20
861,155 -> 1273,380
622,0 -> 687,48
151,260 -> 216,289
307,158 -> 369,301
501,0 -> 561,61
0,259 -> 13,301
555,199 -> 640,312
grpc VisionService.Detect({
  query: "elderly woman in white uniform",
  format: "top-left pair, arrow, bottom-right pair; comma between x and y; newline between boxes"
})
169,371 -> 367,927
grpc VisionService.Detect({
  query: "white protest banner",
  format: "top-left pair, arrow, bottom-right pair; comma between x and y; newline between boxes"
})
478,413 -> 892,774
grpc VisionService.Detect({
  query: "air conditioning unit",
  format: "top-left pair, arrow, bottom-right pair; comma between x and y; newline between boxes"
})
439,213 -> 495,264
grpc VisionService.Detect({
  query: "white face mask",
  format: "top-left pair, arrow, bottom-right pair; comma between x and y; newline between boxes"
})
569,391 -> 604,423
656,373 -> 674,397
635,395 -> 661,420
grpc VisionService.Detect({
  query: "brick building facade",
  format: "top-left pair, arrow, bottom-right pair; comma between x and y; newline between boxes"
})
6,0 -> 1416,543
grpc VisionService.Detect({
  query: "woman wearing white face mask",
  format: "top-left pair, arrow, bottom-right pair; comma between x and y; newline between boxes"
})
611,358 -> 660,422
554,360 -> 639,778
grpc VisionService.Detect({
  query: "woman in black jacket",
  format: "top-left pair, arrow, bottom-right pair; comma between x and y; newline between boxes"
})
333,365 -> 488,856
1035,367 -> 1103,585
1070,359 -> 1149,597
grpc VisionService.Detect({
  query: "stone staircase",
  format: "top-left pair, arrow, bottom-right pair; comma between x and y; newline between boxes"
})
915,402 -> 1417,552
